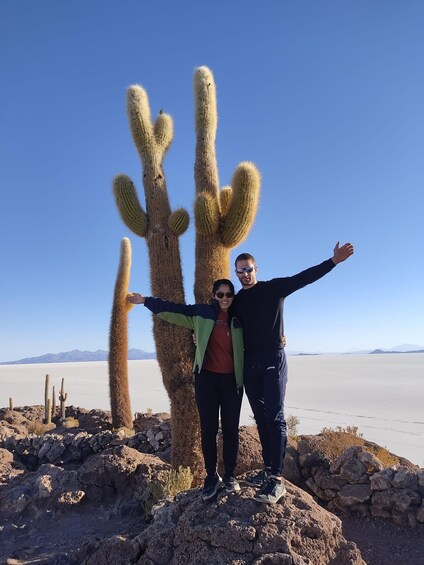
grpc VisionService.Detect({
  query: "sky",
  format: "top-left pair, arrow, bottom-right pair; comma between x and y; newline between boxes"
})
1,0 -> 423,362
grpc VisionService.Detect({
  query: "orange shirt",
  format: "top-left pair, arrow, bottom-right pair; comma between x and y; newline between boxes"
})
203,310 -> 234,374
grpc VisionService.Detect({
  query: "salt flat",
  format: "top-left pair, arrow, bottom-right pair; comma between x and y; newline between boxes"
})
1,354 -> 423,467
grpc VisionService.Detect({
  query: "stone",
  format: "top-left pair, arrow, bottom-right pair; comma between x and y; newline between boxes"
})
339,457 -> 369,484
370,468 -> 395,490
313,466 -> 347,491
358,450 -> 384,473
392,468 -> 419,490
330,445 -> 364,474
334,483 -> 372,506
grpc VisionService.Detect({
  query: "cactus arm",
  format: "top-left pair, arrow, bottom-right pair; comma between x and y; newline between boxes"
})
194,192 -> 220,236
113,175 -> 148,237
221,161 -> 261,248
219,186 -> 232,216
154,112 -> 173,154
126,85 -> 155,164
168,208 -> 189,236
193,66 -> 220,197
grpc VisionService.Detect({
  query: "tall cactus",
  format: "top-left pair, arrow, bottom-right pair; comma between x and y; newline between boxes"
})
193,66 -> 261,302
113,88 -> 201,474
109,237 -> 134,430
113,67 -> 261,477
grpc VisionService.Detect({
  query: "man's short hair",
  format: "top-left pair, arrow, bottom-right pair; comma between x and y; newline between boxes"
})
234,253 -> 256,268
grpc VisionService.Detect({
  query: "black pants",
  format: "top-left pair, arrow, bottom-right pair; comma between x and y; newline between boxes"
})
244,349 -> 288,477
195,370 -> 243,477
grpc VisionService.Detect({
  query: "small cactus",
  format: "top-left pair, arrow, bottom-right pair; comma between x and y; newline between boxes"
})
59,378 -> 68,420
8,397 -> 13,411
46,398 -> 52,425
44,374 -> 51,424
52,385 -> 56,417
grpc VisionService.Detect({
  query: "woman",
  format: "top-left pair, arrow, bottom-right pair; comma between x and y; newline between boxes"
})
127,279 -> 244,501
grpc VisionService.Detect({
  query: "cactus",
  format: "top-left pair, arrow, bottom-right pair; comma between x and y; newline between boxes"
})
113,87 -> 200,474
109,237 -> 134,430
59,378 -> 67,420
46,399 -> 52,425
44,374 -> 51,424
8,397 -> 13,411
113,68 -> 260,477
52,385 -> 56,417
193,66 -> 261,303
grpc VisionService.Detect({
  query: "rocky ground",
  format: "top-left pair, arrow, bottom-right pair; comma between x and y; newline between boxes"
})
0,406 -> 423,564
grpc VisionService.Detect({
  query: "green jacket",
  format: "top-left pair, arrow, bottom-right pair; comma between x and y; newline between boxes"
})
144,297 -> 244,390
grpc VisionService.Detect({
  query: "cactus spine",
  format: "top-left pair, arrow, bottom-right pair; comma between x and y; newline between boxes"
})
44,374 -> 51,424
59,378 -> 67,420
109,237 -> 134,430
193,66 -> 261,303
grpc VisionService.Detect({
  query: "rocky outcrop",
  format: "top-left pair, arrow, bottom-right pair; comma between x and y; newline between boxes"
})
299,437 -> 424,527
133,482 -> 364,564
68,483 -> 364,565
0,409 -> 172,472
1,406 -> 424,564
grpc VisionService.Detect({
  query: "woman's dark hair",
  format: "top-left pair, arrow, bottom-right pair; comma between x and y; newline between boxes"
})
212,278 -> 235,295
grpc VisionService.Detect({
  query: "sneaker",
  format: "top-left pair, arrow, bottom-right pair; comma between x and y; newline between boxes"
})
254,477 -> 287,504
202,473 -> 223,501
242,468 -> 271,488
223,475 -> 241,493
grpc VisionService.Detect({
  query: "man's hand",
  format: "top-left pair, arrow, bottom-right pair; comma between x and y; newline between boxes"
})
332,242 -> 354,265
127,292 -> 145,305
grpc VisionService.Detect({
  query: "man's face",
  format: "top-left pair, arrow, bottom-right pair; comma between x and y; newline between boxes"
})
235,259 -> 258,289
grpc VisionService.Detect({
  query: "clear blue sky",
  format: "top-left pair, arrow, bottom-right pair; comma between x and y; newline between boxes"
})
1,0 -> 423,362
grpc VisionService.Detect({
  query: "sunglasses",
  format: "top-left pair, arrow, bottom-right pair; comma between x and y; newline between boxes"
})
215,291 -> 234,298
235,266 -> 255,274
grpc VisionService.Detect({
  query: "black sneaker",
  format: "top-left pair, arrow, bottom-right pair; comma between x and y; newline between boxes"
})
223,475 -> 241,493
242,468 -> 271,488
254,477 -> 287,504
202,473 -> 223,501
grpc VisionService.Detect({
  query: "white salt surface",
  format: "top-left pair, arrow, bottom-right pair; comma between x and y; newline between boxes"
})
1,354 -> 423,467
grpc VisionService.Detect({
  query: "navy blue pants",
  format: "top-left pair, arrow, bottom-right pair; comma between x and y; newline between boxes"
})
195,370 -> 243,477
244,349 -> 288,477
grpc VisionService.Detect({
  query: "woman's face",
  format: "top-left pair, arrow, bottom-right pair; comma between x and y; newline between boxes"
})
213,284 -> 234,311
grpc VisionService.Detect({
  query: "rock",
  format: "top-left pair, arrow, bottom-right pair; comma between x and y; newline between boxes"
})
417,503 -> 424,523
370,468 -> 395,490
358,450 -> 384,473
223,427 -> 301,486
392,468 -> 419,490
134,482 -> 364,564
330,484 -> 372,508
77,445 -> 170,505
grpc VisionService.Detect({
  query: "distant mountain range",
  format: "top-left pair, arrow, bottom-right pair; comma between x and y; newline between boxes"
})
0,349 -> 156,365
1,344 -> 422,365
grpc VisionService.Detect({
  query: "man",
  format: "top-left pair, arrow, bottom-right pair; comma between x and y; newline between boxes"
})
232,241 -> 354,504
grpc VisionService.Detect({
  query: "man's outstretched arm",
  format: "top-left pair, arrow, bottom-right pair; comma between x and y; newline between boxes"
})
332,241 -> 354,265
